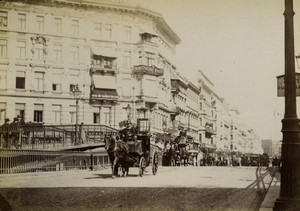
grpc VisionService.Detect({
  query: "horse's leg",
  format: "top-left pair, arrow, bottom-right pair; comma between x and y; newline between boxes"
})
108,153 -> 114,176
125,165 -> 129,177
123,156 -> 129,177
112,156 -> 119,179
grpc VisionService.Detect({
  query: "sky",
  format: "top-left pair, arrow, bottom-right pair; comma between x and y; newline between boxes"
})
143,0 -> 300,141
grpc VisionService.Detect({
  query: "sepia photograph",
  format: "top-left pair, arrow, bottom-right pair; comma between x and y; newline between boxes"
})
0,0 -> 300,210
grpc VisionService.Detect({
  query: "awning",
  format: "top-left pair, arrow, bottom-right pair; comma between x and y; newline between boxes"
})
199,143 -> 217,151
205,144 -> 217,150
138,25 -> 158,37
91,89 -> 118,99
91,47 -> 117,58
205,127 -> 216,135
92,75 -> 117,89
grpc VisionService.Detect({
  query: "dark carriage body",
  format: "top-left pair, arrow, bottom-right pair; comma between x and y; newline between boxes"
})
121,118 -> 158,176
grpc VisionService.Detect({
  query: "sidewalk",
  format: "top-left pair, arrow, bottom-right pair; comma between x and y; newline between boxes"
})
260,172 -> 280,211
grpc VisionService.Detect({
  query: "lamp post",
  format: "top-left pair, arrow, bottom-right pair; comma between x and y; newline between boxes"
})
73,85 -> 81,146
137,106 -> 147,118
123,104 -> 131,121
274,0 -> 300,210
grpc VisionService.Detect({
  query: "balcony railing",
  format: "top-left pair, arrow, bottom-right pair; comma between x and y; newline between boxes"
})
90,65 -> 117,74
90,89 -> 118,100
133,65 -> 163,77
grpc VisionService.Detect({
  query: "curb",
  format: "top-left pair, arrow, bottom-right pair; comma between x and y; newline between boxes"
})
260,171 -> 280,210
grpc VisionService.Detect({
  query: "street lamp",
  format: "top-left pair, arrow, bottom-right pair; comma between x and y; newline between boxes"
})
137,106 -> 147,118
123,104 -> 131,120
73,85 -> 81,146
274,0 -> 300,210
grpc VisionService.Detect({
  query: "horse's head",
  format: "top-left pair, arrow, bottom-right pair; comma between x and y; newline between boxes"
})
104,135 -> 115,152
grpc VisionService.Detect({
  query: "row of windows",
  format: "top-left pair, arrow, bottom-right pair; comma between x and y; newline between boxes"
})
0,39 -> 79,62
0,103 -> 44,123
0,70 -> 81,93
0,11 -> 132,41
1,109 -> 113,125
0,39 -> 146,68
0,103 -> 87,124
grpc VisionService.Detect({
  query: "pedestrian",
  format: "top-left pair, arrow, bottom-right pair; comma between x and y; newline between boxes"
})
0,118 -> 10,148
79,122 -> 86,144
238,156 -> 242,167
9,117 -> 20,149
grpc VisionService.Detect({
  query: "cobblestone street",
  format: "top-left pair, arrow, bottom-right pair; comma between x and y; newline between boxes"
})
0,166 -> 274,210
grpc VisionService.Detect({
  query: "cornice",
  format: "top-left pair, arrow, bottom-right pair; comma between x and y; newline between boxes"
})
155,17 -> 181,45
188,82 -> 200,94
4,0 -> 181,45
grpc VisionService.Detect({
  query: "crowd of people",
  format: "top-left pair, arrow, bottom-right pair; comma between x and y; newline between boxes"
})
0,116 -> 24,149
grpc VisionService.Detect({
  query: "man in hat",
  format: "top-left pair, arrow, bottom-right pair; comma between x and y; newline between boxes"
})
120,122 -> 135,143
9,117 -> 20,149
1,118 -> 10,148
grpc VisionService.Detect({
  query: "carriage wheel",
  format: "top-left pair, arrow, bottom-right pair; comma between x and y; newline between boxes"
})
139,157 -> 146,177
152,152 -> 158,175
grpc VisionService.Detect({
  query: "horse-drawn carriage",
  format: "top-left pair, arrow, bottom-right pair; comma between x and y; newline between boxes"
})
164,130 -> 197,166
105,118 -> 159,178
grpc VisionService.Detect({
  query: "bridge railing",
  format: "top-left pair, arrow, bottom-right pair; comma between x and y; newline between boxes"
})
0,124 -> 119,150
0,149 -> 110,175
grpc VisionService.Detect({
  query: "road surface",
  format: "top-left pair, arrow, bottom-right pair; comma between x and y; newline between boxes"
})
0,166 -> 274,211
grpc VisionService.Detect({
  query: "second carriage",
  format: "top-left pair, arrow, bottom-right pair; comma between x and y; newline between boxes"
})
120,118 -> 159,177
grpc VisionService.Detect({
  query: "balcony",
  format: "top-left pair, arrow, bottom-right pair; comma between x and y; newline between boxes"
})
171,80 -> 180,94
90,88 -> 118,101
171,79 -> 188,95
133,65 -> 163,77
90,48 -> 117,75
90,64 -> 117,75
205,123 -> 216,135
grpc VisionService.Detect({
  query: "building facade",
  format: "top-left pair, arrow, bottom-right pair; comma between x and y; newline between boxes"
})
214,95 -> 231,152
0,0 -> 180,133
198,70 -> 216,149
0,0 -> 263,154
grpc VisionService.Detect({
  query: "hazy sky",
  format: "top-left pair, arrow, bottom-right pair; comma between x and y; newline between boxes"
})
143,0 -> 300,140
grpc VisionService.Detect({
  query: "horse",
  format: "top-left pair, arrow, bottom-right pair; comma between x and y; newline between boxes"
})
165,143 -> 177,166
178,146 -> 190,166
104,135 -> 129,178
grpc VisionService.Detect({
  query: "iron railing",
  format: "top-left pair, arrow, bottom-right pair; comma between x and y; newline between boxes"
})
0,144 -> 163,175
0,149 -> 110,174
0,124 -> 119,150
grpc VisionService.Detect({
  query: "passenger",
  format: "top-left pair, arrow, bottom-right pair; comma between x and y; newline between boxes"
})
1,118 -> 10,148
9,117 -> 20,149
122,122 -> 135,142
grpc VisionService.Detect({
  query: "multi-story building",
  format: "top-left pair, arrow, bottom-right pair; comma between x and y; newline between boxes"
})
214,95 -> 231,152
0,0 -> 181,133
261,139 -> 273,156
186,82 -> 200,141
198,70 -> 216,148
271,140 -> 282,157
0,0 -> 264,154
170,71 -> 189,131
229,107 -> 240,152
262,139 -> 281,157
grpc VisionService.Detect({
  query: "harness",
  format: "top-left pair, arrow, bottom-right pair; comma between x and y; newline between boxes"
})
107,145 -> 117,154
